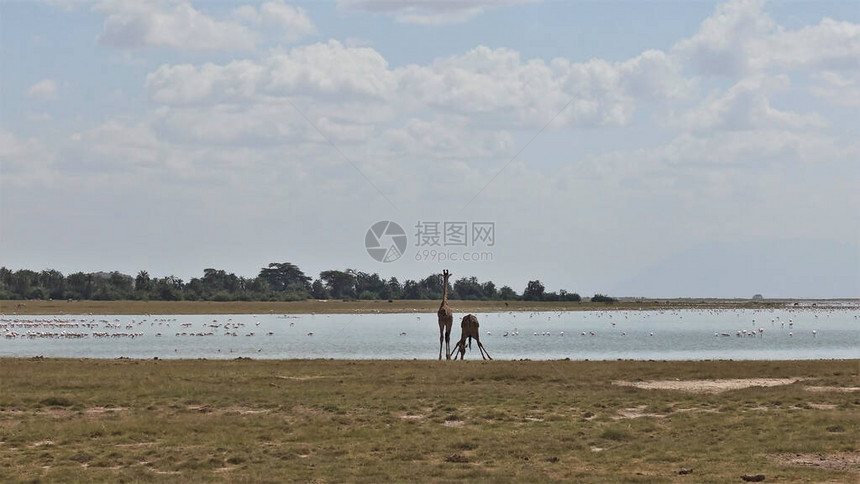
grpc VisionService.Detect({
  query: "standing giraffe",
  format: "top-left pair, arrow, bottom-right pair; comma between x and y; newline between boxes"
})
438,269 -> 453,360
452,314 -> 492,360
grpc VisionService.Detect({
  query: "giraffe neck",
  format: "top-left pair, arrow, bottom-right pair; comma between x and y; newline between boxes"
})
441,277 -> 449,304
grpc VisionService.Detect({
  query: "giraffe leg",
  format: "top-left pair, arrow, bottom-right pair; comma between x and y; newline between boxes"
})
439,328 -> 444,360
477,340 -> 492,360
445,328 -> 452,360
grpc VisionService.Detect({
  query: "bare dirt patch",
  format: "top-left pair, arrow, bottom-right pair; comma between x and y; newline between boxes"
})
85,406 -> 127,414
772,452 -> 860,472
804,386 -> 860,393
613,378 -> 799,393
115,441 -> 158,448
808,403 -> 838,410
614,405 -> 667,419
228,406 -> 270,415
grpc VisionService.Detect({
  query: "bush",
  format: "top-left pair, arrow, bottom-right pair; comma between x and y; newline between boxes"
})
591,294 -> 616,304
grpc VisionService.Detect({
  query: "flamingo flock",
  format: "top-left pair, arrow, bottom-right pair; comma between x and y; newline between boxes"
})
0,316 -> 278,341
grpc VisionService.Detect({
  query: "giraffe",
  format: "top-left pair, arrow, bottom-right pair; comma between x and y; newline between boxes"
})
452,314 -> 492,360
437,269 -> 453,360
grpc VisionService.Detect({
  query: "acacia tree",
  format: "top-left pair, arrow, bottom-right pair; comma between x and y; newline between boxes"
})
259,263 -> 311,293
320,270 -> 356,299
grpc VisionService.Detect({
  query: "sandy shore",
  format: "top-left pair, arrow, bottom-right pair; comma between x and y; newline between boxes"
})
0,298 -> 837,315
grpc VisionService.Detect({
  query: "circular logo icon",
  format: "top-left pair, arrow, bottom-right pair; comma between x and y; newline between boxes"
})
365,221 -> 407,263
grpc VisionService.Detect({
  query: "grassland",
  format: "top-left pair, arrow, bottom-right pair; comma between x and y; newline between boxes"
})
1,358 -> 857,483
0,298 -> 817,315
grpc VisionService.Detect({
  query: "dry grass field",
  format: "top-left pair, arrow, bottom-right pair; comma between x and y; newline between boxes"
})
1,358 -> 857,483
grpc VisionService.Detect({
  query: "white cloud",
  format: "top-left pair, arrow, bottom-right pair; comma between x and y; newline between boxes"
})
672,75 -> 827,132
674,0 -> 860,77
757,18 -> 860,72
26,78 -> 58,100
144,41 -> 690,138
398,46 -> 690,127
673,0 -> 774,77
233,1 -> 315,42
146,40 -> 396,104
95,0 -> 258,50
338,0 -> 536,25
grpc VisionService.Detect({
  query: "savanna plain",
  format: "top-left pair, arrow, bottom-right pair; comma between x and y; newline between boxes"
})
1,356 -> 857,483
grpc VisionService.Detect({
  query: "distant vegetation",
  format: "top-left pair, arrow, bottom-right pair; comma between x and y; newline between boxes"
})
590,294 -> 618,304
0,263 -> 591,303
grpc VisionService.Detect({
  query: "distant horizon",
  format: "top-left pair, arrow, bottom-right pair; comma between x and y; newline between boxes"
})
1,262 -> 856,301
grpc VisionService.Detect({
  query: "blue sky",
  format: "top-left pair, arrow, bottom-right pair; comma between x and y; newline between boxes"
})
1,0 -> 858,298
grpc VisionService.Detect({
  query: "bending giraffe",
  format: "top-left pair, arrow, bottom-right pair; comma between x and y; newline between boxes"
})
437,269 -> 453,360
452,314 -> 492,360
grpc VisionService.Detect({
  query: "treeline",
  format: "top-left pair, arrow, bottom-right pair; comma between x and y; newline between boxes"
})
0,263 -> 598,303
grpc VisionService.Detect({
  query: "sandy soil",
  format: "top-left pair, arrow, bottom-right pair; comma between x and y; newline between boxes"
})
772,452 -> 860,472
612,378 -> 800,393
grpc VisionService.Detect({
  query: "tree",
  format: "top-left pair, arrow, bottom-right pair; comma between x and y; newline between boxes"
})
498,285 -> 518,300
482,281 -> 498,300
66,272 -> 93,300
310,279 -> 329,299
183,278 -> 204,300
454,276 -> 483,300
283,282 -> 309,301
380,277 -> 402,300
320,270 -> 356,299
259,262 -> 311,292
201,268 -> 228,295
245,277 -> 273,300
153,277 -> 181,301
10,269 -> 38,298
401,279 -> 424,299
39,269 -> 66,299
135,271 -> 152,294
353,271 -> 385,299
523,280 -> 545,301
108,272 -> 134,298
420,273 -> 445,300
591,294 -> 616,304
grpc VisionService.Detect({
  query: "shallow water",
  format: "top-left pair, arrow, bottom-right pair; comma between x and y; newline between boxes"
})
2,307 -> 858,360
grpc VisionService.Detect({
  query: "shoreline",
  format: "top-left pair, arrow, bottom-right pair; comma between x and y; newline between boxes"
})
3,298 -> 855,315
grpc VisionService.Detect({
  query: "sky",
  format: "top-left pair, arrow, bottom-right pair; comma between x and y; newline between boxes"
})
1,0 -> 858,298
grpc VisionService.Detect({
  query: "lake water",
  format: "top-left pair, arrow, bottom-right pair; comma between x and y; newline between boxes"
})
2,307 -> 858,361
